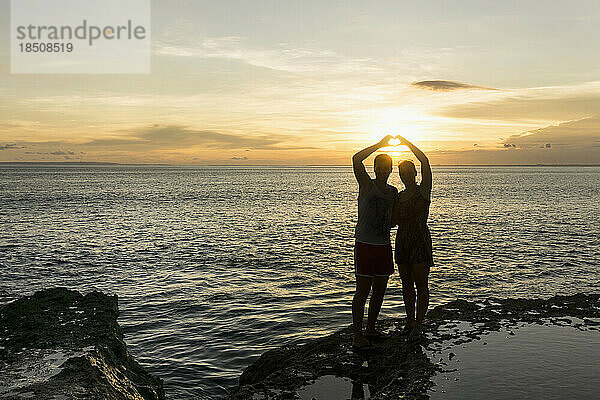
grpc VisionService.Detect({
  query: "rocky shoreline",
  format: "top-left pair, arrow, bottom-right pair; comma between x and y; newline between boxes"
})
0,288 -> 165,399
226,293 -> 600,399
2,289 -> 598,399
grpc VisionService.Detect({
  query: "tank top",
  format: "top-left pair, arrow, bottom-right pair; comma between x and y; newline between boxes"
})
395,186 -> 430,231
354,180 -> 398,245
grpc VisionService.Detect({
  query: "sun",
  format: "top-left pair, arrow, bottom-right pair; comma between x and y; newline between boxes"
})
382,148 -> 411,164
376,138 -> 417,164
365,107 -> 426,142
349,106 -> 431,163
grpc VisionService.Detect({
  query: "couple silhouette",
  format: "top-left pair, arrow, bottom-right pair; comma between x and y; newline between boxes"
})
352,135 -> 433,349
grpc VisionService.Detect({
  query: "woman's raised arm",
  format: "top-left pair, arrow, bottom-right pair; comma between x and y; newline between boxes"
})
398,136 -> 431,194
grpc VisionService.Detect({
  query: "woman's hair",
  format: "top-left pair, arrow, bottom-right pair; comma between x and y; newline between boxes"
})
398,160 -> 416,172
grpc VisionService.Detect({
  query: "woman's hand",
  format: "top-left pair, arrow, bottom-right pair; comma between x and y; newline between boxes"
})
395,135 -> 408,145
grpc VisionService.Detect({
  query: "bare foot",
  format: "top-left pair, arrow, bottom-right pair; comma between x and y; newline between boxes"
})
401,323 -> 415,335
408,324 -> 423,342
364,329 -> 390,340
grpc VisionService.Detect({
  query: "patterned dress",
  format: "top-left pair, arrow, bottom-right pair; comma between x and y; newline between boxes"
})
393,185 -> 434,268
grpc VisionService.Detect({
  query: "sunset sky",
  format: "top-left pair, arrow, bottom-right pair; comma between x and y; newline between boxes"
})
1,0 -> 599,165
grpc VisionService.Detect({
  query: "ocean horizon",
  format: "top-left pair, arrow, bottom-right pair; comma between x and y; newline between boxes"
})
2,162 -> 600,167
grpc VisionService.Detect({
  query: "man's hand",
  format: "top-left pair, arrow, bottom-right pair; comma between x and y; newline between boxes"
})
353,135 -> 395,186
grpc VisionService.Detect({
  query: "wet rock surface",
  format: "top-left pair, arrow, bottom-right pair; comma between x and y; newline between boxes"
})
226,293 -> 600,399
0,288 -> 165,399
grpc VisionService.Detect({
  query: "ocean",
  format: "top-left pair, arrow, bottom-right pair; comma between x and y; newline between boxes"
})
1,165 -> 599,399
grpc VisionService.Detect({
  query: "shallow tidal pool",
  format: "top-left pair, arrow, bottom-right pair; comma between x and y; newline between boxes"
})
428,321 -> 600,400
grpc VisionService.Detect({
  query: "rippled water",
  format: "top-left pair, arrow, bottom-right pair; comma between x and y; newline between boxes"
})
1,165 -> 599,399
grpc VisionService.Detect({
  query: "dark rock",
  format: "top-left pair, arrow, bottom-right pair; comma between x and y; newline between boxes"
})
226,293 -> 600,399
0,287 -> 165,399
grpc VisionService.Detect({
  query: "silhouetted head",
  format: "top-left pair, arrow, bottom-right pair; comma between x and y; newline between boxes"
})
398,160 -> 417,186
373,154 -> 392,180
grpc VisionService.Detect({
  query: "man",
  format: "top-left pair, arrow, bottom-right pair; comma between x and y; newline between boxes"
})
351,135 -> 397,349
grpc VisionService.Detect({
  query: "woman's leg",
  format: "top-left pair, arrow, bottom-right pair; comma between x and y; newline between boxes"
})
411,262 -> 430,330
366,275 -> 389,334
352,276 -> 372,346
398,264 -> 416,329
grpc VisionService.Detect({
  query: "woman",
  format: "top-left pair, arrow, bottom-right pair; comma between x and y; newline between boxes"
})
392,136 -> 434,341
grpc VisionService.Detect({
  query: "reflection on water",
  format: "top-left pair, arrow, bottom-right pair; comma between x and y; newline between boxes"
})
1,165 -> 599,398
298,375 -> 370,400
429,322 -> 600,399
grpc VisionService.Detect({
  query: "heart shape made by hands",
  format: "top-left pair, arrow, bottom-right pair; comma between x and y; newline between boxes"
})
388,137 -> 401,146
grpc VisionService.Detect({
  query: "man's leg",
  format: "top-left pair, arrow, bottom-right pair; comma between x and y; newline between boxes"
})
412,262 -> 430,331
366,275 -> 389,335
352,275 -> 372,346
398,264 -> 416,330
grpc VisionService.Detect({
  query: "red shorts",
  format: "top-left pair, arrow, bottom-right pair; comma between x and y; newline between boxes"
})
354,241 -> 394,277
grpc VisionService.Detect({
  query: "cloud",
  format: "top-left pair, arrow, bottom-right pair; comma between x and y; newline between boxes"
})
18,125 -> 314,152
436,82 -> 600,122
0,143 -> 22,150
155,33 -> 384,75
442,95 -> 600,122
427,146 -> 600,165
412,80 -> 497,92
91,125 -> 310,150
504,117 -> 600,149
231,156 -> 248,160
154,25 -> 444,81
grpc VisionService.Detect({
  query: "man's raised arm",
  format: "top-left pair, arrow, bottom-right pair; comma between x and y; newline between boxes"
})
352,135 -> 393,187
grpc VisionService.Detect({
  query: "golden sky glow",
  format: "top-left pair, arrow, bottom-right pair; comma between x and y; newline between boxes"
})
1,1 -> 599,164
